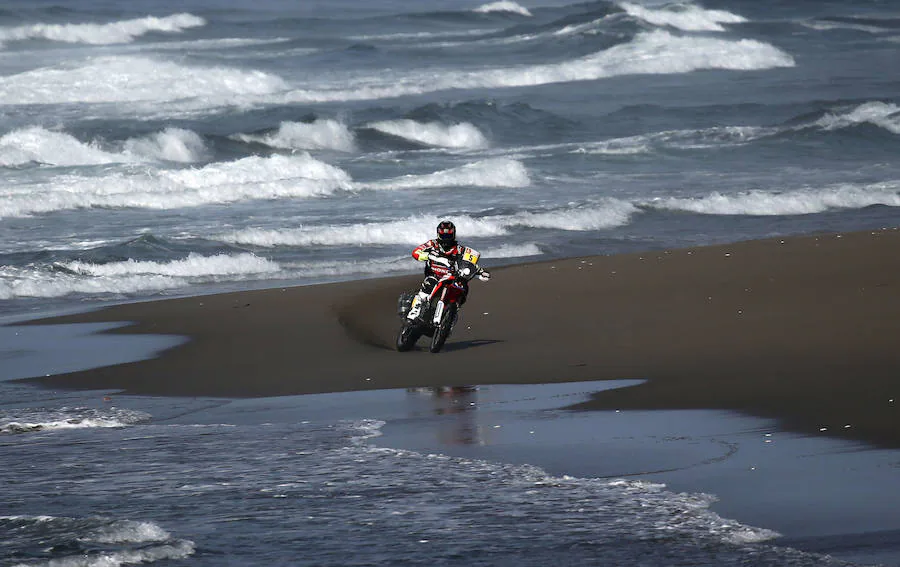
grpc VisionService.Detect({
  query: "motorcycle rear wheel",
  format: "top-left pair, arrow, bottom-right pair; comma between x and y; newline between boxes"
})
396,322 -> 421,352
429,305 -> 456,353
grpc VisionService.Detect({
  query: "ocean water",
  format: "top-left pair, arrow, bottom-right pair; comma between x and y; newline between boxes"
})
5,378 -> 897,567
2,0 -> 900,565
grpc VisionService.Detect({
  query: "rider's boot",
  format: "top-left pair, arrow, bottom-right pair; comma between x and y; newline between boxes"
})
406,291 -> 430,322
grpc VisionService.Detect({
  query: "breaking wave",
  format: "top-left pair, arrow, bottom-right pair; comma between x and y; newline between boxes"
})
0,55 -> 287,106
814,101 -> 900,135
0,29 -> 794,113
0,127 -> 122,167
0,13 -> 205,47
0,407 -> 150,435
0,253 -> 279,300
649,182 -> 900,215
232,119 -> 357,152
619,2 -> 747,32
359,158 -> 529,191
473,1 -> 533,17
223,203 -> 637,249
1,516 -> 194,567
0,153 -> 351,218
283,30 -> 794,104
0,126 -> 207,167
366,120 -> 489,149
223,214 -> 509,247
62,253 -> 279,278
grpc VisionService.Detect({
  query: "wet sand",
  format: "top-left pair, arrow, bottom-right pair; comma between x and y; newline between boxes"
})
17,228 -> 900,449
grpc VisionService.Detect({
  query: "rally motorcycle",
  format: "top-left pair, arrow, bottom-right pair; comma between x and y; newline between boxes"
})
396,249 -> 484,353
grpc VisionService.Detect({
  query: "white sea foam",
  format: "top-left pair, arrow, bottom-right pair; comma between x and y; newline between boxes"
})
3,516 -> 195,567
123,128 -> 208,162
284,30 -> 794,104
0,407 -> 151,434
0,253 -> 279,299
0,13 -> 205,47
83,520 -> 171,544
801,19 -> 888,34
0,269 -> 179,300
619,2 -> 747,32
0,153 -> 351,218
574,125 -> 773,155
341,421 -> 784,552
506,201 -> 639,230
482,243 -> 542,258
233,119 -> 356,152
359,158 -> 529,191
367,120 -> 489,149
223,214 -> 509,248
63,253 -> 279,278
0,32 -> 792,114
0,126 -> 207,167
0,55 -> 287,106
9,540 -> 195,567
473,1 -> 533,17
650,183 -> 900,216
0,127 -> 122,166
224,204 -> 635,249
554,18 -> 612,38
814,101 -> 900,135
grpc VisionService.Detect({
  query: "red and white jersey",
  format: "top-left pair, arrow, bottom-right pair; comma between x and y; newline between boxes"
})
411,240 -> 476,278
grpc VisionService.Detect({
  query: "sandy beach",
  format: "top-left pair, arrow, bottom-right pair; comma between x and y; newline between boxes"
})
17,228 -> 900,449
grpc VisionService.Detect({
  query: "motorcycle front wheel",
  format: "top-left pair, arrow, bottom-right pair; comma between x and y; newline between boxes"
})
396,322 -> 421,352
429,304 -> 457,353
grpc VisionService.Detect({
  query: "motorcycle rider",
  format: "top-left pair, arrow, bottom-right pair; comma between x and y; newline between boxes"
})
406,220 -> 490,321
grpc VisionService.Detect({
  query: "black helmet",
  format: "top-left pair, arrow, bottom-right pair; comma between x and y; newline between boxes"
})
436,220 -> 457,252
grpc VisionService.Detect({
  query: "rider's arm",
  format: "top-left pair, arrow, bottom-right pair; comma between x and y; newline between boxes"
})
412,240 -> 450,265
411,242 -> 432,262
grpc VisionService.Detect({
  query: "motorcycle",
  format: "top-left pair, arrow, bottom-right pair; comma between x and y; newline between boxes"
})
396,250 -> 484,353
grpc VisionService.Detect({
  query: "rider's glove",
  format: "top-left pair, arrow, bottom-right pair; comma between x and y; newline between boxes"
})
478,270 -> 491,282
429,255 -> 450,267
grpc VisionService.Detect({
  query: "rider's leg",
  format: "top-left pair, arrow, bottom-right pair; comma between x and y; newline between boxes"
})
407,277 -> 437,320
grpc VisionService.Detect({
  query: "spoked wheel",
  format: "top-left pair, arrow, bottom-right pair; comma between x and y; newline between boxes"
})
429,304 -> 457,353
396,322 -> 421,351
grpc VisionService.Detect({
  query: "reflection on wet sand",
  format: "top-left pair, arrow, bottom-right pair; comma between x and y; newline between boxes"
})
406,386 -> 483,446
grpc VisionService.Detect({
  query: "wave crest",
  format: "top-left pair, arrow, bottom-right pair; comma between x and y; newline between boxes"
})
224,203 -> 636,249
367,120 -> 489,149
650,183 -> 900,216
473,1 -> 533,17
284,30 -> 794,104
0,56 -> 287,106
0,253 -> 279,299
360,158 -> 529,191
0,13 -> 204,46
620,2 -> 747,32
0,153 -> 352,218
0,126 -> 207,167
233,119 -> 356,152
814,101 -> 900,135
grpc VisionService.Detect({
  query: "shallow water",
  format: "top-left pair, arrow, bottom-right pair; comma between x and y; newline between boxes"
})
3,376 -> 899,567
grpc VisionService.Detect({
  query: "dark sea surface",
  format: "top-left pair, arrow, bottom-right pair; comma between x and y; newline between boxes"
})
2,0 -> 900,565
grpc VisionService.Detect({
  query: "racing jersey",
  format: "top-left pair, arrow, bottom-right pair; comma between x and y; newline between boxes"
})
411,239 -> 468,278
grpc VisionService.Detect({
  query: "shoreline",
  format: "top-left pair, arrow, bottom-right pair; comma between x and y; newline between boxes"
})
13,228 -> 900,449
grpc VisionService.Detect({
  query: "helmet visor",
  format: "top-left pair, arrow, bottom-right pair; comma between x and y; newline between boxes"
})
438,237 -> 456,252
